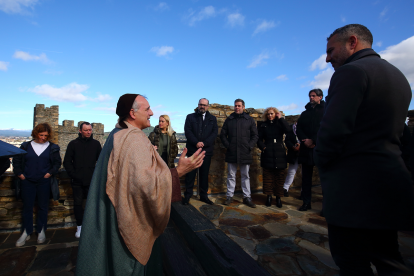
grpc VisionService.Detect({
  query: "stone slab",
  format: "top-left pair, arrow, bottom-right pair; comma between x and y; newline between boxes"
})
27,247 -> 72,275
298,240 -> 339,270
220,225 -> 255,240
299,224 -> 328,235
263,222 -> 298,237
296,232 -> 323,244
259,254 -> 302,275
49,229 -> 78,245
287,217 -> 303,226
256,237 -> 301,255
0,246 -> 37,276
248,225 -> 272,240
199,205 -> 223,220
285,210 -> 304,218
297,255 -> 330,275
228,235 -> 258,260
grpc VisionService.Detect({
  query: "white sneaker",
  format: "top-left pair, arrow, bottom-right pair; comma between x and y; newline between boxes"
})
75,226 -> 82,238
37,228 -> 46,244
16,230 -> 30,247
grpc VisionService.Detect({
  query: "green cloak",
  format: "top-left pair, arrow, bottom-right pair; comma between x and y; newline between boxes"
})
75,127 -> 162,276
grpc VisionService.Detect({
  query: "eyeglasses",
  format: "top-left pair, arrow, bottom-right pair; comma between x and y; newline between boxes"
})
198,104 -> 208,107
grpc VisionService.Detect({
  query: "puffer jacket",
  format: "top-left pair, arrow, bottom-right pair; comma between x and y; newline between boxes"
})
220,112 -> 259,164
257,118 -> 291,169
148,126 -> 178,168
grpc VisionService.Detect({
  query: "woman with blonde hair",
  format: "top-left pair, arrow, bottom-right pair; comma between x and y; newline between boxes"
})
257,107 -> 291,207
149,115 -> 178,168
13,123 -> 61,246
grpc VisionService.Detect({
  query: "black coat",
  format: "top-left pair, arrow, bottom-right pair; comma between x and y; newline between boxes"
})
257,118 -> 291,169
285,124 -> 300,164
63,134 -> 102,186
314,48 -> 414,230
296,101 -> 325,165
184,110 -> 218,156
220,112 -> 259,164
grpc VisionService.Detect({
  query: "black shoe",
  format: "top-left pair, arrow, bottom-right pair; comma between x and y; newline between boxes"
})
223,196 -> 233,205
283,189 -> 289,197
265,195 -> 272,206
243,197 -> 256,208
200,197 -> 214,205
182,197 -> 190,205
276,196 -> 282,208
299,203 -> 311,211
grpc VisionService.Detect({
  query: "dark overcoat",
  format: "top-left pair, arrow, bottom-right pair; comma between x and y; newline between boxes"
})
63,134 -> 102,186
257,118 -> 291,169
296,101 -> 325,165
184,110 -> 218,156
314,48 -> 414,230
285,124 -> 300,164
220,112 -> 259,164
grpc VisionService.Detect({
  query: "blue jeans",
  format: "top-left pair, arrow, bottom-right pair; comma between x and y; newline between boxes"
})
21,178 -> 51,234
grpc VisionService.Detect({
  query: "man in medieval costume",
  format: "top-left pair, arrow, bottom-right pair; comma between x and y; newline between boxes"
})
76,94 -> 205,276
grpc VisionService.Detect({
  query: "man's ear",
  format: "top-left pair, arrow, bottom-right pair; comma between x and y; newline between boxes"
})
129,109 -> 136,120
348,35 -> 358,50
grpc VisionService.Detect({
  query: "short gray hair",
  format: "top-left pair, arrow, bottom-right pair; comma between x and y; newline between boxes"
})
131,95 -> 148,112
327,24 -> 373,46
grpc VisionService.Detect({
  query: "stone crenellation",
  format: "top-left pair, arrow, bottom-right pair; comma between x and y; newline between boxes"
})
33,104 -> 105,162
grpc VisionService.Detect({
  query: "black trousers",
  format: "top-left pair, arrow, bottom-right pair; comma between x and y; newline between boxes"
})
72,184 -> 90,226
328,224 -> 405,276
184,155 -> 212,198
301,163 -> 314,204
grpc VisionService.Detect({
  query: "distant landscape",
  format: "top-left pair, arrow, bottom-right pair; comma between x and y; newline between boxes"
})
0,129 -> 31,137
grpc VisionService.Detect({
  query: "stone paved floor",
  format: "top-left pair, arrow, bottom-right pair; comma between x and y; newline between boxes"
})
0,228 -> 78,275
1,186 -> 414,276
190,186 -> 414,276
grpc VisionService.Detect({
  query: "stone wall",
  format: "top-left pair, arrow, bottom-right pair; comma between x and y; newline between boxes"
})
33,104 -> 59,144
0,171 -> 75,231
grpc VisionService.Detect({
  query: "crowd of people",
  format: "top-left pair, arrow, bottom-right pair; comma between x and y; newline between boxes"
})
8,23 -> 414,275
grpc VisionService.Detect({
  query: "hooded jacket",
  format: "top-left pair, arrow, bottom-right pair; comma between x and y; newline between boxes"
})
148,126 -> 178,168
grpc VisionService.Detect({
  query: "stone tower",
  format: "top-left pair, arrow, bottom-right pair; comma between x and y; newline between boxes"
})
33,104 -> 59,144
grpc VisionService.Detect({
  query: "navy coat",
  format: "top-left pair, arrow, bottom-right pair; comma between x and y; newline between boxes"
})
184,110 -> 218,156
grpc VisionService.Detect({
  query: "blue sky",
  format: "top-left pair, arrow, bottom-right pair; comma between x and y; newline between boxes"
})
1,0 -> 413,133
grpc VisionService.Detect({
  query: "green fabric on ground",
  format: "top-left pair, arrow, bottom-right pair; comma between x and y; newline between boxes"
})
76,127 -> 162,276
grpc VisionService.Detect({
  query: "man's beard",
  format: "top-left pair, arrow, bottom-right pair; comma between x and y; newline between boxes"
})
198,108 -> 205,114
332,46 -> 350,70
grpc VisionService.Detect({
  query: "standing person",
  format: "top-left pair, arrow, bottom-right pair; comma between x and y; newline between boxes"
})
283,120 -> 300,197
148,115 -> 178,168
314,24 -> 414,275
296,88 -> 325,211
257,107 -> 291,207
183,98 -> 218,205
13,123 -> 61,247
220,99 -> 259,208
63,122 -> 102,238
76,94 -> 205,276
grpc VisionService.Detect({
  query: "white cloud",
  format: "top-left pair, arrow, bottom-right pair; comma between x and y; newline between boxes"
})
44,69 -> 62,75
310,54 -> 328,71
380,36 -> 414,87
187,6 -> 216,26
275,74 -> 288,81
28,83 -> 89,102
247,51 -> 270,68
277,103 -> 298,111
0,61 -> 9,71
341,15 -> 346,22
92,93 -> 112,102
0,0 -> 38,14
154,2 -> 169,11
380,7 -> 388,19
94,107 -> 116,113
253,20 -> 279,36
150,46 -> 174,57
227,12 -> 244,27
13,50 -> 51,63
376,41 -> 383,47
309,68 -> 334,90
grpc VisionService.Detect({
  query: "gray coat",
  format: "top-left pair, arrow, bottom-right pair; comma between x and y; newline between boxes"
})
314,48 -> 414,230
